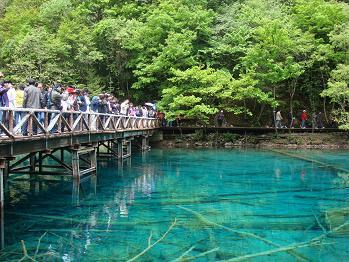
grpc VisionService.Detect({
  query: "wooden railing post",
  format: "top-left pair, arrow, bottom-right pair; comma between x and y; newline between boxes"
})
28,113 -> 33,136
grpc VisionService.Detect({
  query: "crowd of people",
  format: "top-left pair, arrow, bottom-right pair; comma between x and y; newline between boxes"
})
275,109 -> 324,129
0,76 -> 157,117
0,73 -> 159,135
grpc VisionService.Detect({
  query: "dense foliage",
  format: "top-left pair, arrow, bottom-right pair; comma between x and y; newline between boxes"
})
0,0 -> 348,127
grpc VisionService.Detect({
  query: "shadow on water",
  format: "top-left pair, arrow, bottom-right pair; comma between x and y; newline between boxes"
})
1,148 -> 349,261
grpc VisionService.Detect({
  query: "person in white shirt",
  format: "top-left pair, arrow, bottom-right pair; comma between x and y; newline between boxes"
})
84,89 -> 90,112
120,99 -> 129,115
6,81 -> 16,108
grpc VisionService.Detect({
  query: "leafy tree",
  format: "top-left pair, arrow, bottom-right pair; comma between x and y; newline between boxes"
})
321,64 -> 349,129
158,66 -> 275,123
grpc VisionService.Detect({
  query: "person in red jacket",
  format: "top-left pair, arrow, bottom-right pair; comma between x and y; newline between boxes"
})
301,110 -> 308,128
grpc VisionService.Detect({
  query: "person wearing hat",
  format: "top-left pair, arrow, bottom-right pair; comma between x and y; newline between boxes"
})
301,110 -> 308,128
66,86 -> 78,111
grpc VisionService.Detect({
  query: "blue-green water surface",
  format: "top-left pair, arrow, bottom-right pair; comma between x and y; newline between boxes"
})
2,148 -> 349,261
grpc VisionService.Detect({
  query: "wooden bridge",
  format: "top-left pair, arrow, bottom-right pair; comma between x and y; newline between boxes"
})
0,107 -> 159,213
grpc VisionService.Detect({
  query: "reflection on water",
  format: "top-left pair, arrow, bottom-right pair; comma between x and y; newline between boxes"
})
1,148 -> 349,261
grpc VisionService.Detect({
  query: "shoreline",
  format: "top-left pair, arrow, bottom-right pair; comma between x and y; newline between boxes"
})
153,132 -> 349,150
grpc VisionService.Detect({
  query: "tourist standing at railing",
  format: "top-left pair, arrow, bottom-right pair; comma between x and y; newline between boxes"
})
65,86 -> 76,111
6,81 -> 16,108
48,84 -> 62,133
83,89 -> 90,112
60,86 -> 69,111
98,94 -> 108,114
136,106 -> 142,117
0,80 -> 11,130
23,79 -> 41,135
141,105 -> 148,118
23,79 -> 41,109
128,103 -> 136,116
0,79 -> 9,108
15,84 -> 25,126
90,95 -> 99,112
38,83 -> 47,127
120,99 -> 129,115
49,84 -> 62,111
113,98 -> 121,114
148,108 -> 156,118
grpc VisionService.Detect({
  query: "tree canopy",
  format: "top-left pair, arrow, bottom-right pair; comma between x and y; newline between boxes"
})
1,0 -> 349,127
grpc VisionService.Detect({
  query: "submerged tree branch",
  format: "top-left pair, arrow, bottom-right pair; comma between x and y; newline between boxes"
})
127,218 -> 177,262
178,205 -> 308,261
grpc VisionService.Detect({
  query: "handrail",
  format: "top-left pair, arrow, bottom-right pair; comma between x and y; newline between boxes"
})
0,107 -> 159,140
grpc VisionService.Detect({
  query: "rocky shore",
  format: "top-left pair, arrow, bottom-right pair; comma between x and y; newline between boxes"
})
155,132 -> 349,150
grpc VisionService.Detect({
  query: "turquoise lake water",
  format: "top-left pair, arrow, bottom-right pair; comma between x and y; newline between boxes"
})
2,148 -> 349,261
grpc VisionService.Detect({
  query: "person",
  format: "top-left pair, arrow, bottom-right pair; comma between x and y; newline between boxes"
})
316,112 -> 324,129
157,111 -> 166,126
128,103 -> 136,116
23,79 -> 41,134
148,108 -> 156,118
120,99 -> 129,115
6,81 -> 16,108
60,87 -> 70,111
141,105 -> 148,118
301,110 -> 308,128
23,79 -> 41,109
0,73 -> 7,131
176,114 -> 182,127
15,84 -> 25,126
49,84 -> 62,133
287,111 -> 294,128
83,89 -> 90,112
38,83 -> 47,127
0,79 -> 9,107
90,95 -> 100,112
135,106 -> 142,117
275,110 -> 283,128
97,94 -> 108,114
49,84 -> 62,111
217,110 -> 225,127
66,86 -> 77,111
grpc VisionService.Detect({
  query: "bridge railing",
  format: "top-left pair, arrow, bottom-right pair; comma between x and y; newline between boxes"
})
0,107 -> 159,139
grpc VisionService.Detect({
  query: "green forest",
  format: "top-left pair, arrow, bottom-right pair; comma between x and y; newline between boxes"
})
0,0 -> 349,127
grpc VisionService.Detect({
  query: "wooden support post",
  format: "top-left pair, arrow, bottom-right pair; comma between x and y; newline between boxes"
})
117,139 -> 123,159
3,160 -> 10,184
127,140 -> 132,156
0,160 -> 5,250
91,175 -> 97,195
72,178 -> 80,206
29,153 -> 36,181
38,152 -> 43,173
90,148 -> 97,174
29,153 -> 36,172
60,149 -> 64,163
71,150 -> 80,180
141,136 -> 149,151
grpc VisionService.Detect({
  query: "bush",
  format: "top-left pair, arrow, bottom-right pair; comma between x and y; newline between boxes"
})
223,133 -> 238,142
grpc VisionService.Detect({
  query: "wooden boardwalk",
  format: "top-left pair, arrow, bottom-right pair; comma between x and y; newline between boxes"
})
0,108 -> 159,233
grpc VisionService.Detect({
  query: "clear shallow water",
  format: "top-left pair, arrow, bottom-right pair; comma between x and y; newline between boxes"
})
2,148 -> 349,261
